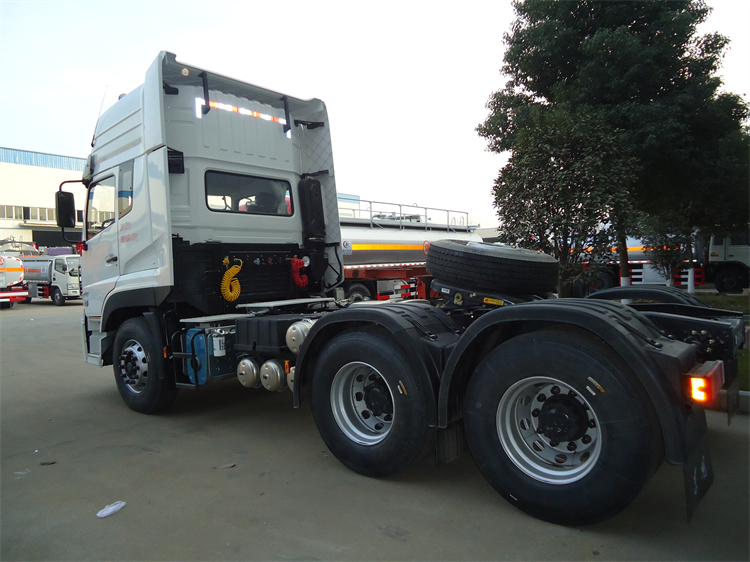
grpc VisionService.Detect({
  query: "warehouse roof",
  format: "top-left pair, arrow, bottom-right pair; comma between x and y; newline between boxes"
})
0,147 -> 85,172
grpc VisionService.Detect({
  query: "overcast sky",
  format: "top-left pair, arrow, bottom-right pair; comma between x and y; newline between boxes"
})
1,0 -> 747,228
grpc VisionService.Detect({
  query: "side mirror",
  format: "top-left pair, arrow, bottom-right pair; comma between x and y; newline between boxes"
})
56,191 -> 76,228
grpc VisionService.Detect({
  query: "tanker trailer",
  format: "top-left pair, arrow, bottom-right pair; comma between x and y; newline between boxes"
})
338,197 -> 482,300
0,254 -> 28,308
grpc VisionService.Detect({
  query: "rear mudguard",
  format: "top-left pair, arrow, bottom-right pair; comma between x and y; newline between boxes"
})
439,299 -> 706,466
587,285 -> 708,306
294,301 -> 461,426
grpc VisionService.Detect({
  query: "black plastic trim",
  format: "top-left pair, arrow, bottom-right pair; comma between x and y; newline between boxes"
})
102,287 -> 171,331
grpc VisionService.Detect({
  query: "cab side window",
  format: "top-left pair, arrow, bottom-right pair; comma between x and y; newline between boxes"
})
87,176 -> 116,240
118,161 -> 134,219
54,259 -> 66,274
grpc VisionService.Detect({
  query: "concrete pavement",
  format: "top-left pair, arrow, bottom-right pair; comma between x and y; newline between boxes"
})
1,301 -> 748,561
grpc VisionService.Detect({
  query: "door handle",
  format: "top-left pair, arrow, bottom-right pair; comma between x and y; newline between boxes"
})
106,255 -> 118,264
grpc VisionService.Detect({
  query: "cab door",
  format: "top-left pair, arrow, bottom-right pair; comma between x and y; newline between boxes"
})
82,173 -> 119,316
727,231 -> 750,267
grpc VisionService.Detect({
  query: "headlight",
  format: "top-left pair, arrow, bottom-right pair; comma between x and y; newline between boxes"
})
68,283 -> 78,290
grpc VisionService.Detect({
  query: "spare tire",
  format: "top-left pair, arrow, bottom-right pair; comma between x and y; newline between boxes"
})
426,240 -> 559,295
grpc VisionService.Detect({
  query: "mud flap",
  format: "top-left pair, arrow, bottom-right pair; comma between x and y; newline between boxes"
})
725,377 -> 740,425
683,436 -> 714,522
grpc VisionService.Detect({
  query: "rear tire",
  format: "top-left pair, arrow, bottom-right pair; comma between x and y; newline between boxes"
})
310,329 -> 433,477
112,318 -> 178,413
464,328 -> 661,526
345,282 -> 372,301
591,270 -> 616,292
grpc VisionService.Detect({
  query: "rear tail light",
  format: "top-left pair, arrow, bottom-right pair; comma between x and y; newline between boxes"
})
684,361 -> 724,403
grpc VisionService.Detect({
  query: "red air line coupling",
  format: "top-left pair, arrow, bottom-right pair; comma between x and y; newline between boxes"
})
291,258 -> 309,288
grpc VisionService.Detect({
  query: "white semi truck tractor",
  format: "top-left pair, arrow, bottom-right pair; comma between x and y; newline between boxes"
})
55,52 -> 745,525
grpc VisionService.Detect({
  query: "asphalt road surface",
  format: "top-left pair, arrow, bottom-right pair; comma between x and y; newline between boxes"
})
1,300 -> 748,561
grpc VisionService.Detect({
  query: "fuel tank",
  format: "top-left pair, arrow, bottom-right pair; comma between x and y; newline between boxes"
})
20,257 -> 54,283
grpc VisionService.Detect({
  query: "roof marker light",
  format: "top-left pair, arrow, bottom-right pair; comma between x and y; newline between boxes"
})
195,98 -> 287,129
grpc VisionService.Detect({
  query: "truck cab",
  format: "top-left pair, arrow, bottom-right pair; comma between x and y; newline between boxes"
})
708,230 -> 750,292
60,52 -> 343,366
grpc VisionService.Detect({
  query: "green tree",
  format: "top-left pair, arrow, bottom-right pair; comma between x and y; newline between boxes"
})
639,213 -> 695,282
494,106 -> 636,295
479,0 -> 749,279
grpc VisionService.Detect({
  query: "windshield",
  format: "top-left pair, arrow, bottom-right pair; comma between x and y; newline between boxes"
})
67,257 -> 81,276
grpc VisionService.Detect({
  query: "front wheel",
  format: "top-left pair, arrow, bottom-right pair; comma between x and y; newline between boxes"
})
112,318 -> 178,413
310,329 -> 433,477
464,329 -> 662,526
714,267 -> 746,293
51,287 -> 65,306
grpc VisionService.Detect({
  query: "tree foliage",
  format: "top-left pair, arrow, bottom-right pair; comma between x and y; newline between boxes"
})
479,0 -> 749,250
639,213 -> 695,281
494,107 -> 636,294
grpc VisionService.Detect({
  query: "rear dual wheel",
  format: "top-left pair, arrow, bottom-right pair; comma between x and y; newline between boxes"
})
464,329 -> 662,525
311,330 -> 433,477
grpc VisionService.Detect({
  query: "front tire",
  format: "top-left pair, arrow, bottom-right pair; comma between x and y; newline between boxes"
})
51,287 -> 65,306
714,267 -> 746,293
310,329 -> 433,477
112,318 -> 177,413
464,329 -> 661,526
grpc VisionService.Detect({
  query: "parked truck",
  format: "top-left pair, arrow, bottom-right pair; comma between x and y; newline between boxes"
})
55,52 -> 745,526
338,196 -> 481,300
706,230 -> 750,293
21,252 -> 81,305
592,237 -> 704,291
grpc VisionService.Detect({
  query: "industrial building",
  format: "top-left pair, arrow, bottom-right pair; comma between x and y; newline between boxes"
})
0,147 -> 87,249
0,146 -> 498,249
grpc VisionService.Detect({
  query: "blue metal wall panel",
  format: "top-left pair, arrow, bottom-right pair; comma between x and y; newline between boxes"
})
0,147 -> 84,171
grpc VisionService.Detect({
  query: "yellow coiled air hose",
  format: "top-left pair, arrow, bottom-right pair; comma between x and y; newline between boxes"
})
220,257 -> 243,302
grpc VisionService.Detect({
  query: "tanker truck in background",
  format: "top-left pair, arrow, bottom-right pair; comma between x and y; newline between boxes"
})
53,52 -> 745,526
0,254 -> 28,308
21,250 -> 81,305
337,194 -> 482,300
